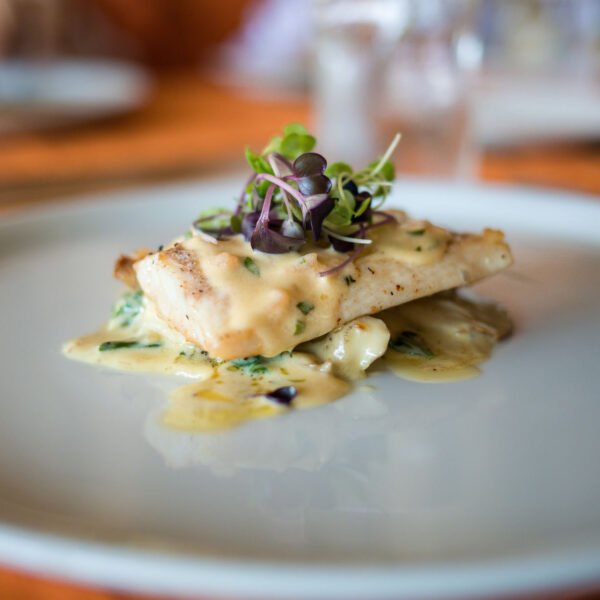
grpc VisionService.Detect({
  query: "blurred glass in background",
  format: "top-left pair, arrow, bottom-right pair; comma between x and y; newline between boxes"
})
0,0 -> 599,185
313,0 -> 481,177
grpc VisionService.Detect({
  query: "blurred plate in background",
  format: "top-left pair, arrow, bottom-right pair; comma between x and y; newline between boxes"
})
474,75 -> 600,147
0,58 -> 151,134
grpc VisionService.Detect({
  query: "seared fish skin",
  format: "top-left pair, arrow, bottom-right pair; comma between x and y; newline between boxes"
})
132,211 -> 512,360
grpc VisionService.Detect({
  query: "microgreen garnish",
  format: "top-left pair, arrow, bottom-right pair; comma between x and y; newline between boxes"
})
408,229 -> 425,236
186,125 -> 401,274
296,301 -> 314,315
388,331 -> 434,358
98,340 -> 161,351
344,275 -> 356,286
243,257 -> 260,276
294,320 -> 306,335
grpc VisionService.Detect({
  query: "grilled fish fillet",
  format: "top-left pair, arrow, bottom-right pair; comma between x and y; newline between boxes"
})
132,210 -> 512,360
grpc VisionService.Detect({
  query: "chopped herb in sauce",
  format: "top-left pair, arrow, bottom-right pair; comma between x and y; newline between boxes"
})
158,245 -> 164,251
294,320 -> 306,335
407,229 -> 426,236
178,347 -> 209,359
388,331 -> 434,358
297,301 -> 314,315
416,246 -> 422,252
99,340 -> 162,352
230,356 -> 262,367
111,290 -> 144,328
344,275 -> 356,286
230,355 -> 268,375
183,231 -> 193,240
243,256 -> 260,276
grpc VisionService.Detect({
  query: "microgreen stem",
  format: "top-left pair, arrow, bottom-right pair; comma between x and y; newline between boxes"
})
319,223 -> 366,277
371,133 -> 401,176
255,173 -> 308,210
268,155 -> 294,221
324,228 -> 373,245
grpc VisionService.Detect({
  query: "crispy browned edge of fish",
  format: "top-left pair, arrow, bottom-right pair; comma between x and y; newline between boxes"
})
114,247 -> 151,288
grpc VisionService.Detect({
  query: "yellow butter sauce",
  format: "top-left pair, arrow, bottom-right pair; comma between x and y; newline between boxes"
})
63,290 -> 510,431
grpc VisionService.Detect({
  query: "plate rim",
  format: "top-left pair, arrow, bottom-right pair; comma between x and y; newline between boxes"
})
1,520 -> 600,599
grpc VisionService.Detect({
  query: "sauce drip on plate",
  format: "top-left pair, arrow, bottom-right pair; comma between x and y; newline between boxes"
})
63,291 -> 511,431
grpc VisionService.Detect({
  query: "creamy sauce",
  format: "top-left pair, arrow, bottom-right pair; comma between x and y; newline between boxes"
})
299,315 -> 390,380
154,233 -> 351,358
380,292 -> 511,382
366,218 -> 452,266
133,210 -> 478,360
165,353 -> 349,432
63,289 -> 510,431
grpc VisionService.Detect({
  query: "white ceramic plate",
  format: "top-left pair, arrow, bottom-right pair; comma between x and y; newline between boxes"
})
1,178 -> 600,599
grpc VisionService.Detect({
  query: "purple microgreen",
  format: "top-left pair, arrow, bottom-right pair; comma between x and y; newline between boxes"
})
297,174 -> 331,196
292,153 -> 331,197
253,227 -> 304,253
293,152 -> 327,177
255,174 -> 308,210
264,385 -> 297,406
241,211 -> 260,241
306,195 -> 334,240
251,184 -> 305,253
269,152 -> 293,175
223,126 -> 402,266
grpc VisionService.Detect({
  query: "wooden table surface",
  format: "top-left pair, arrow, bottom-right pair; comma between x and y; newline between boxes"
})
0,71 -> 599,600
